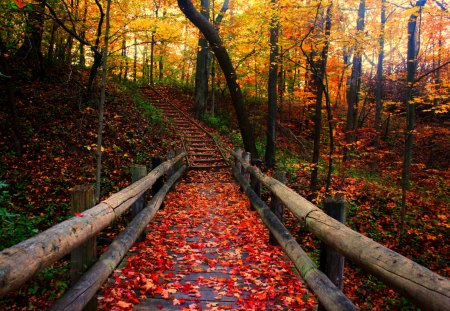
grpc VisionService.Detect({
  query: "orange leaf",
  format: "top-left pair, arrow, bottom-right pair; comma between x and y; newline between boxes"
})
117,300 -> 132,308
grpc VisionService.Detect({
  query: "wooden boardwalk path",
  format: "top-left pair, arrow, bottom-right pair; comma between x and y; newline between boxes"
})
96,87 -> 315,310
98,172 -> 315,310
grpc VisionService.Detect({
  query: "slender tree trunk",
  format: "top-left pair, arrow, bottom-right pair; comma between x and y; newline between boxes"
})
211,58 -> 216,115
178,0 -> 258,157
265,0 -> 279,169
344,0 -> 365,162
310,4 -> 332,196
95,0 -> 112,201
119,35 -> 126,80
79,0 -> 88,67
399,1 -> 426,242
159,54 -> 163,81
150,33 -> 155,85
372,0 -> 386,171
47,21 -> 58,64
65,35 -> 74,64
133,37 -> 137,82
87,1 -> 105,99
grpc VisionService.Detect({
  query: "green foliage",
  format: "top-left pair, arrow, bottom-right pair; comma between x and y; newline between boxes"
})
120,80 -> 166,127
202,113 -> 230,134
23,264 -> 70,305
230,130 -> 243,147
0,181 -> 39,251
140,100 -> 164,126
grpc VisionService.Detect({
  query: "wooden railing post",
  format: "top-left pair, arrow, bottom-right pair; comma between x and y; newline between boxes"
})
242,151 -> 251,183
70,185 -> 97,311
175,148 -> 184,170
131,164 -> 148,242
166,150 -> 176,179
152,156 -> 164,209
318,197 -> 347,310
250,159 -> 262,196
234,148 -> 243,171
269,170 -> 287,245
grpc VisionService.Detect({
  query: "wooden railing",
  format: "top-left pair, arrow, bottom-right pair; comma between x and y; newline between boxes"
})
0,152 -> 187,310
232,148 -> 450,311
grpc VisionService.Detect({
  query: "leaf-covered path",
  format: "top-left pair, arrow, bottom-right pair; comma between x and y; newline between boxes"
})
98,170 -> 315,310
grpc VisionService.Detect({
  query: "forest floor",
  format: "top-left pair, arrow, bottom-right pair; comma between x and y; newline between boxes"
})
0,69 -> 448,310
0,70 -> 179,309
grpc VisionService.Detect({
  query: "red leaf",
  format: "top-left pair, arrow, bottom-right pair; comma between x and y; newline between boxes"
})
14,0 -> 26,8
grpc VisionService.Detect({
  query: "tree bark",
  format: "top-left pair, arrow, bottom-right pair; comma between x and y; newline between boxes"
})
95,0 -> 112,201
0,39 -> 22,155
194,0 -> 210,118
310,4 -> 332,195
178,0 -> 258,157
16,2 -> 46,79
372,0 -> 386,171
265,0 -> 279,169
344,0 -> 365,162
399,1 -> 426,241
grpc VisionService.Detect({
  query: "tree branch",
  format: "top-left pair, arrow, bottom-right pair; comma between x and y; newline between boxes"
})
415,59 -> 450,82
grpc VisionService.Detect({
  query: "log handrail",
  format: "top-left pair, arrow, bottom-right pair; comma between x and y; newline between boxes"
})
51,164 -> 187,311
232,166 -> 357,311
232,150 -> 450,311
0,152 -> 187,297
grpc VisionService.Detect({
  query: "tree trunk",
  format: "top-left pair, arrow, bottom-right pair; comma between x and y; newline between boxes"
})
79,0 -> 88,67
95,0 -> 112,201
47,21 -> 58,64
16,2 -> 46,79
178,0 -> 258,157
87,0 -> 105,99
310,4 -> 332,196
0,39 -> 22,155
133,37 -> 137,82
265,0 -> 279,170
399,1 -> 426,241
344,0 -> 365,162
194,0 -> 210,119
372,0 -> 386,171
150,33 -> 155,85
119,35 -> 126,81
159,54 -> 163,81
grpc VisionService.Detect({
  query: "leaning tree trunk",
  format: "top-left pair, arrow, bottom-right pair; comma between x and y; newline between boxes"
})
178,0 -> 258,157
87,0 -> 105,99
265,0 -> 279,170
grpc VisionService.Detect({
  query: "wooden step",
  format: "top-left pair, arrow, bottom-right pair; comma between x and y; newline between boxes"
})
190,164 -> 229,170
191,159 -> 226,163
